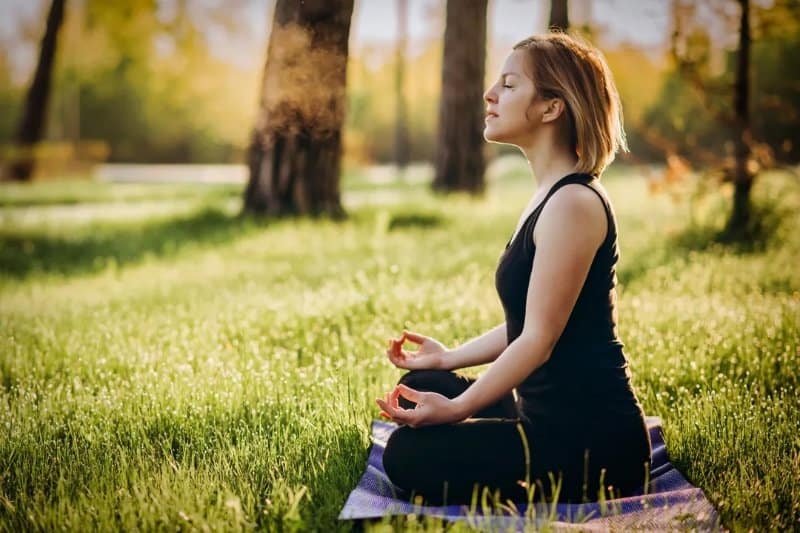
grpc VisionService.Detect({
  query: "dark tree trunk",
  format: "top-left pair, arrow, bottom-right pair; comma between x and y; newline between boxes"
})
432,0 -> 487,194
244,0 -> 354,218
549,0 -> 569,32
8,0 -> 66,181
728,0 -> 753,234
394,0 -> 410,176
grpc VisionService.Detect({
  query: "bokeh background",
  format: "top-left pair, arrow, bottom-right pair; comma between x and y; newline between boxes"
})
0,0 -> 796,173
1,1 -> 799,531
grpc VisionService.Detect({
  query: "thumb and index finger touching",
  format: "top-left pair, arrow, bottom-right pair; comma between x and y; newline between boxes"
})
387,330 -> 426,351
401,330 -> 426,345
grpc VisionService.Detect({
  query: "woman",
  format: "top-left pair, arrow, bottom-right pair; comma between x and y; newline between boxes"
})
376,33 -> 652,506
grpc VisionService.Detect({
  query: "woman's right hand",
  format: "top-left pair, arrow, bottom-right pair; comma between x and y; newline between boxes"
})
386,330 -> 449,370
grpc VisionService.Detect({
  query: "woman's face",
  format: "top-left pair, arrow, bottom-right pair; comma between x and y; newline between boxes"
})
483,50 -> 540,146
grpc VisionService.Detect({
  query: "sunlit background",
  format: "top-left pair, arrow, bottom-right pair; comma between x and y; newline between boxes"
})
2,0 -> 793,179
1,2 -> 799,531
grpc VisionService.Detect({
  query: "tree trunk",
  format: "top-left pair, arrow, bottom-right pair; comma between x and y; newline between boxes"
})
432,0 -> 487,194
549,0 -> 569,32
244,0 -> 354,218
394,0 -> 410,177
727,0 -> 753,234
8,0 -> 66,181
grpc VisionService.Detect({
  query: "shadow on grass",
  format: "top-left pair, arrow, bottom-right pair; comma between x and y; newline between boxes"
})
670,198 -> 787,255
0,208 -> 267,279
618,197 -> 790,287
0,185 -> 241,208
387,212 -> 444,231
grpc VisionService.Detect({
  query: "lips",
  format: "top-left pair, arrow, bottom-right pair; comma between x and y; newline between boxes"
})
485,111 -> 498,119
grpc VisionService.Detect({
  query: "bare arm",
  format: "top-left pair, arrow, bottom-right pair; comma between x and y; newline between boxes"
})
454,185 -> 607,416
378,185 -> 608,426
440,323 -> 508,370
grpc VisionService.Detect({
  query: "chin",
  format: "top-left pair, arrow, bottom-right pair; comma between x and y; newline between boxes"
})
483,127 -> 512,145
483,126 -> 503,143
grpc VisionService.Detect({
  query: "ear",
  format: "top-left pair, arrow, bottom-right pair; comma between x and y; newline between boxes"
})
541,98 -> 567,124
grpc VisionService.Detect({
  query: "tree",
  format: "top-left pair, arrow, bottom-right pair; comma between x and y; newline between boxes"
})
728,0 -> 753,233
549,0 -> 569,31
394,0 -> 410,177
8,0 -> 66,181
654,0 -> 764,236
432,0 -> 487,194
244,0 -> 354,218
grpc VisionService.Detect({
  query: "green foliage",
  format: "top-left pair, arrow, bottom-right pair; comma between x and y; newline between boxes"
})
0,168 -> 798,530
3,1 -> 798,168
346,41 -> 442,165
750,0 -> 800,163
643,0 -> 800,164
602,44 -> 668,161
15,0 -> 262,163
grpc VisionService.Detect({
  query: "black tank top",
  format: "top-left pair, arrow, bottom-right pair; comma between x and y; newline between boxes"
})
495,173 -> 643,421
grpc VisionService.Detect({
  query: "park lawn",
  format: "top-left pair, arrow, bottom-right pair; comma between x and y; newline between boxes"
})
0,163 -> 426,208
0,164 -> 798,531
0,179 -> 242,207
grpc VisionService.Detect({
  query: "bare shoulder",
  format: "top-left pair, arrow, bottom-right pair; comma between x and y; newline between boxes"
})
533,183 -> 607,247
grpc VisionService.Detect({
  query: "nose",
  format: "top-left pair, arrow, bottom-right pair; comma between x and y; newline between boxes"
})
484,84 -> 497,104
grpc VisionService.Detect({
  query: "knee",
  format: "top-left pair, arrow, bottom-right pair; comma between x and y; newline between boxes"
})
397,369 -> 451,388
397,369 -> 453,409
382,427 -> 416,490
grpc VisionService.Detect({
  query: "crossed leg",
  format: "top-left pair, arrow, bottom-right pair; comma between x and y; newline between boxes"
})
382,369 -> 532,505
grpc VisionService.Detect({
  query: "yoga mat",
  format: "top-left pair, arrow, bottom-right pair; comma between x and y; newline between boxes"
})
338,416 -> 722,530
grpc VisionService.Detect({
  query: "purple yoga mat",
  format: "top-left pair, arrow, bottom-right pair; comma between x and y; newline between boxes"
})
338,416 -> 722,530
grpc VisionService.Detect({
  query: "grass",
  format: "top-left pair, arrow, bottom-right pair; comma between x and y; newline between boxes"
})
0,164 -> 423,208
0,163 -> 798,531
0,179 -> 242,207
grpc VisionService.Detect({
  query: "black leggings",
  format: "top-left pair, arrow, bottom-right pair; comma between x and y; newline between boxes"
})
382,369 -> 651,506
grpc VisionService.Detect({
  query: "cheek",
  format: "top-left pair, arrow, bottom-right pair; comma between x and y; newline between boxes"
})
509,95 -> 533,121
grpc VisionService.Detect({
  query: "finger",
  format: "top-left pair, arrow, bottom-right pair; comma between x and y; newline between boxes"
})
389,386 -> 402,408
396,334 -> 409,351
396,383 -> 423,403
388,354 -> 405,369
376,398 -> 393,416
402,330 -> 427,344
391,408 -> 416,426
392,339 -> 404,356
396,345 -> 411,358
387,352 -> 409,370
385,391 -> 404,411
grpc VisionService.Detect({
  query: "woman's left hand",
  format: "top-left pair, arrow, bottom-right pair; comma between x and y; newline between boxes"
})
375,384 -> 467,428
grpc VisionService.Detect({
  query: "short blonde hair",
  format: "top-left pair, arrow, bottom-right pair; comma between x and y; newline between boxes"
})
513,33 -> 627,176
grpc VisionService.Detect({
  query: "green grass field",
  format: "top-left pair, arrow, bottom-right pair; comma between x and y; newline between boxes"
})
1,164 -> 798,531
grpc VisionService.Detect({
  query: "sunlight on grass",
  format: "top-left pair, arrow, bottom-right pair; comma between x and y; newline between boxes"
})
0,166 -> 798,530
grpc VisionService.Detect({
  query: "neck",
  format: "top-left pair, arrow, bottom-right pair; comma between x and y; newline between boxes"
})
520,136 -> 579,192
